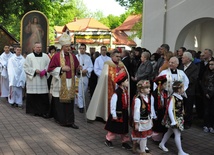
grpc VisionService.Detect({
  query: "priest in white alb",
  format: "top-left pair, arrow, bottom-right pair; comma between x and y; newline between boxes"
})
7,46 -> 26,107
93,45 -> 111,78
24,42 -> 50,118
76,43 -> 93,113
0,45 -> 14,98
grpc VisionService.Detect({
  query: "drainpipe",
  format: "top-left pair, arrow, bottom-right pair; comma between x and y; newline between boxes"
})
163,0 -> 167,43
141,0 -> 145,47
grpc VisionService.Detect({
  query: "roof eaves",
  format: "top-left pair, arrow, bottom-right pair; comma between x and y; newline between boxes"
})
0,25 -> 19,43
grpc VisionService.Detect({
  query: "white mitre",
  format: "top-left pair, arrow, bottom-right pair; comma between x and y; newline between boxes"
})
59,32 -> 71,46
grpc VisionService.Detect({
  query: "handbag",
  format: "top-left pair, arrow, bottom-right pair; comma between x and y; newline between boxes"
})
138,116 -> 153,131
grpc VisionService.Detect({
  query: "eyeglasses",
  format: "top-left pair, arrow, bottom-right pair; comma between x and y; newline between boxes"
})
209,64 -> 214,66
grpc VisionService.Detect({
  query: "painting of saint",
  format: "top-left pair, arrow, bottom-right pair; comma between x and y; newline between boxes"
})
21,11 -> 48,54
25,16 -> 44,52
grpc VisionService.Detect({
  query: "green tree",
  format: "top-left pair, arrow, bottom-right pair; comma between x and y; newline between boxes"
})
0,0 -> 56,40
99,12 -> 131,30
115,0 -> 143,39
99,15 -> 118,29
0,0 -> 141,45
90,11 -> 105,21
0,0 -> 89,42
115,0 -> 143,14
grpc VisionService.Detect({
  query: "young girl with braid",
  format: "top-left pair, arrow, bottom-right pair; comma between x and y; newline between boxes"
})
152,75 -> 168,142
159,81 -> 189,155
131,80 -> 156,155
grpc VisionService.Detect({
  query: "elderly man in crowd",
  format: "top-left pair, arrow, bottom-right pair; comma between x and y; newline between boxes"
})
159,56 -> 189,96
180,52 -> 199,129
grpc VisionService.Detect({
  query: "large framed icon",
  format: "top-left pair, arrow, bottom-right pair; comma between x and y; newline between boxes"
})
21,10 -> 49,54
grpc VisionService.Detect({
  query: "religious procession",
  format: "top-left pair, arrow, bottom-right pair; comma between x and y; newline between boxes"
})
1,30 -> 214,155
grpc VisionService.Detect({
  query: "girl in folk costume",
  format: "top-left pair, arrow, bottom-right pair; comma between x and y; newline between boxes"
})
152,75 -> 168,142
132,80 -> 156,155
104,72 -> 132,150
159,81 -> 189,155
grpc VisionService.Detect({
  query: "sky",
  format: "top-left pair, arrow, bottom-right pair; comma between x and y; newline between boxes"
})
82,0 -> 126,16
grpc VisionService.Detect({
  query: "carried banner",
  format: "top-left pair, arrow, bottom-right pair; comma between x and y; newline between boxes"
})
21,10 -> 49,54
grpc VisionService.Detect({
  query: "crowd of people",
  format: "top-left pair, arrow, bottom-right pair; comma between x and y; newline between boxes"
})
0,32 -> 214,155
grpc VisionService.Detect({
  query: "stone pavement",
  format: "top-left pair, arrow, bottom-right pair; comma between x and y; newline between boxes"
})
0,97 -> 214,155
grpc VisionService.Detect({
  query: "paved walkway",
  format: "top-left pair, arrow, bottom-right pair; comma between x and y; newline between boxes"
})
0,97 -> 214,155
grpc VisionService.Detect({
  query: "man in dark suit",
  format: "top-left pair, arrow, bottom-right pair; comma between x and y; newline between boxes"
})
177,47 -> 186,69
121,50 -> 131,76
196,49 -> 213,119
180,52 -> 199,129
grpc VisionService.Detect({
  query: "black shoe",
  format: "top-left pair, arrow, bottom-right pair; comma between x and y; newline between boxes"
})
18,105 -> 23,109
15,104 -> 18,107
184,124 -> 191,129
170,133 -> 175,139
79,108 -> 84,113
42,114 -> 49,119
122,143 -> 132,150
11,103 -> 15,107
46,114 -> 53,118
70,123 -> 79,129
105,140 -> 113,148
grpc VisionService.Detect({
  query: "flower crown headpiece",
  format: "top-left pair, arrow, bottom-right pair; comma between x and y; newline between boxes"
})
137,80 -> 150,88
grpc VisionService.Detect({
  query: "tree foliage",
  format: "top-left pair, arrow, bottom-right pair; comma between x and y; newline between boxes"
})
0,0 -> 89,41
115,0 -> 143,14
0,0 -> 54,40
115,0 -> 143,39
0,0 -> 137,44
99,15 -> 121,29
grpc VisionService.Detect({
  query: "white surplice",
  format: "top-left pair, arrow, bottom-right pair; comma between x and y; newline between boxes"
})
24,53 -> 50,94
7,55 -> 26,104
93,55 -> 111,77
76,53 -> 93,108
0,52 -> 14,97
159,68 -> 189,96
